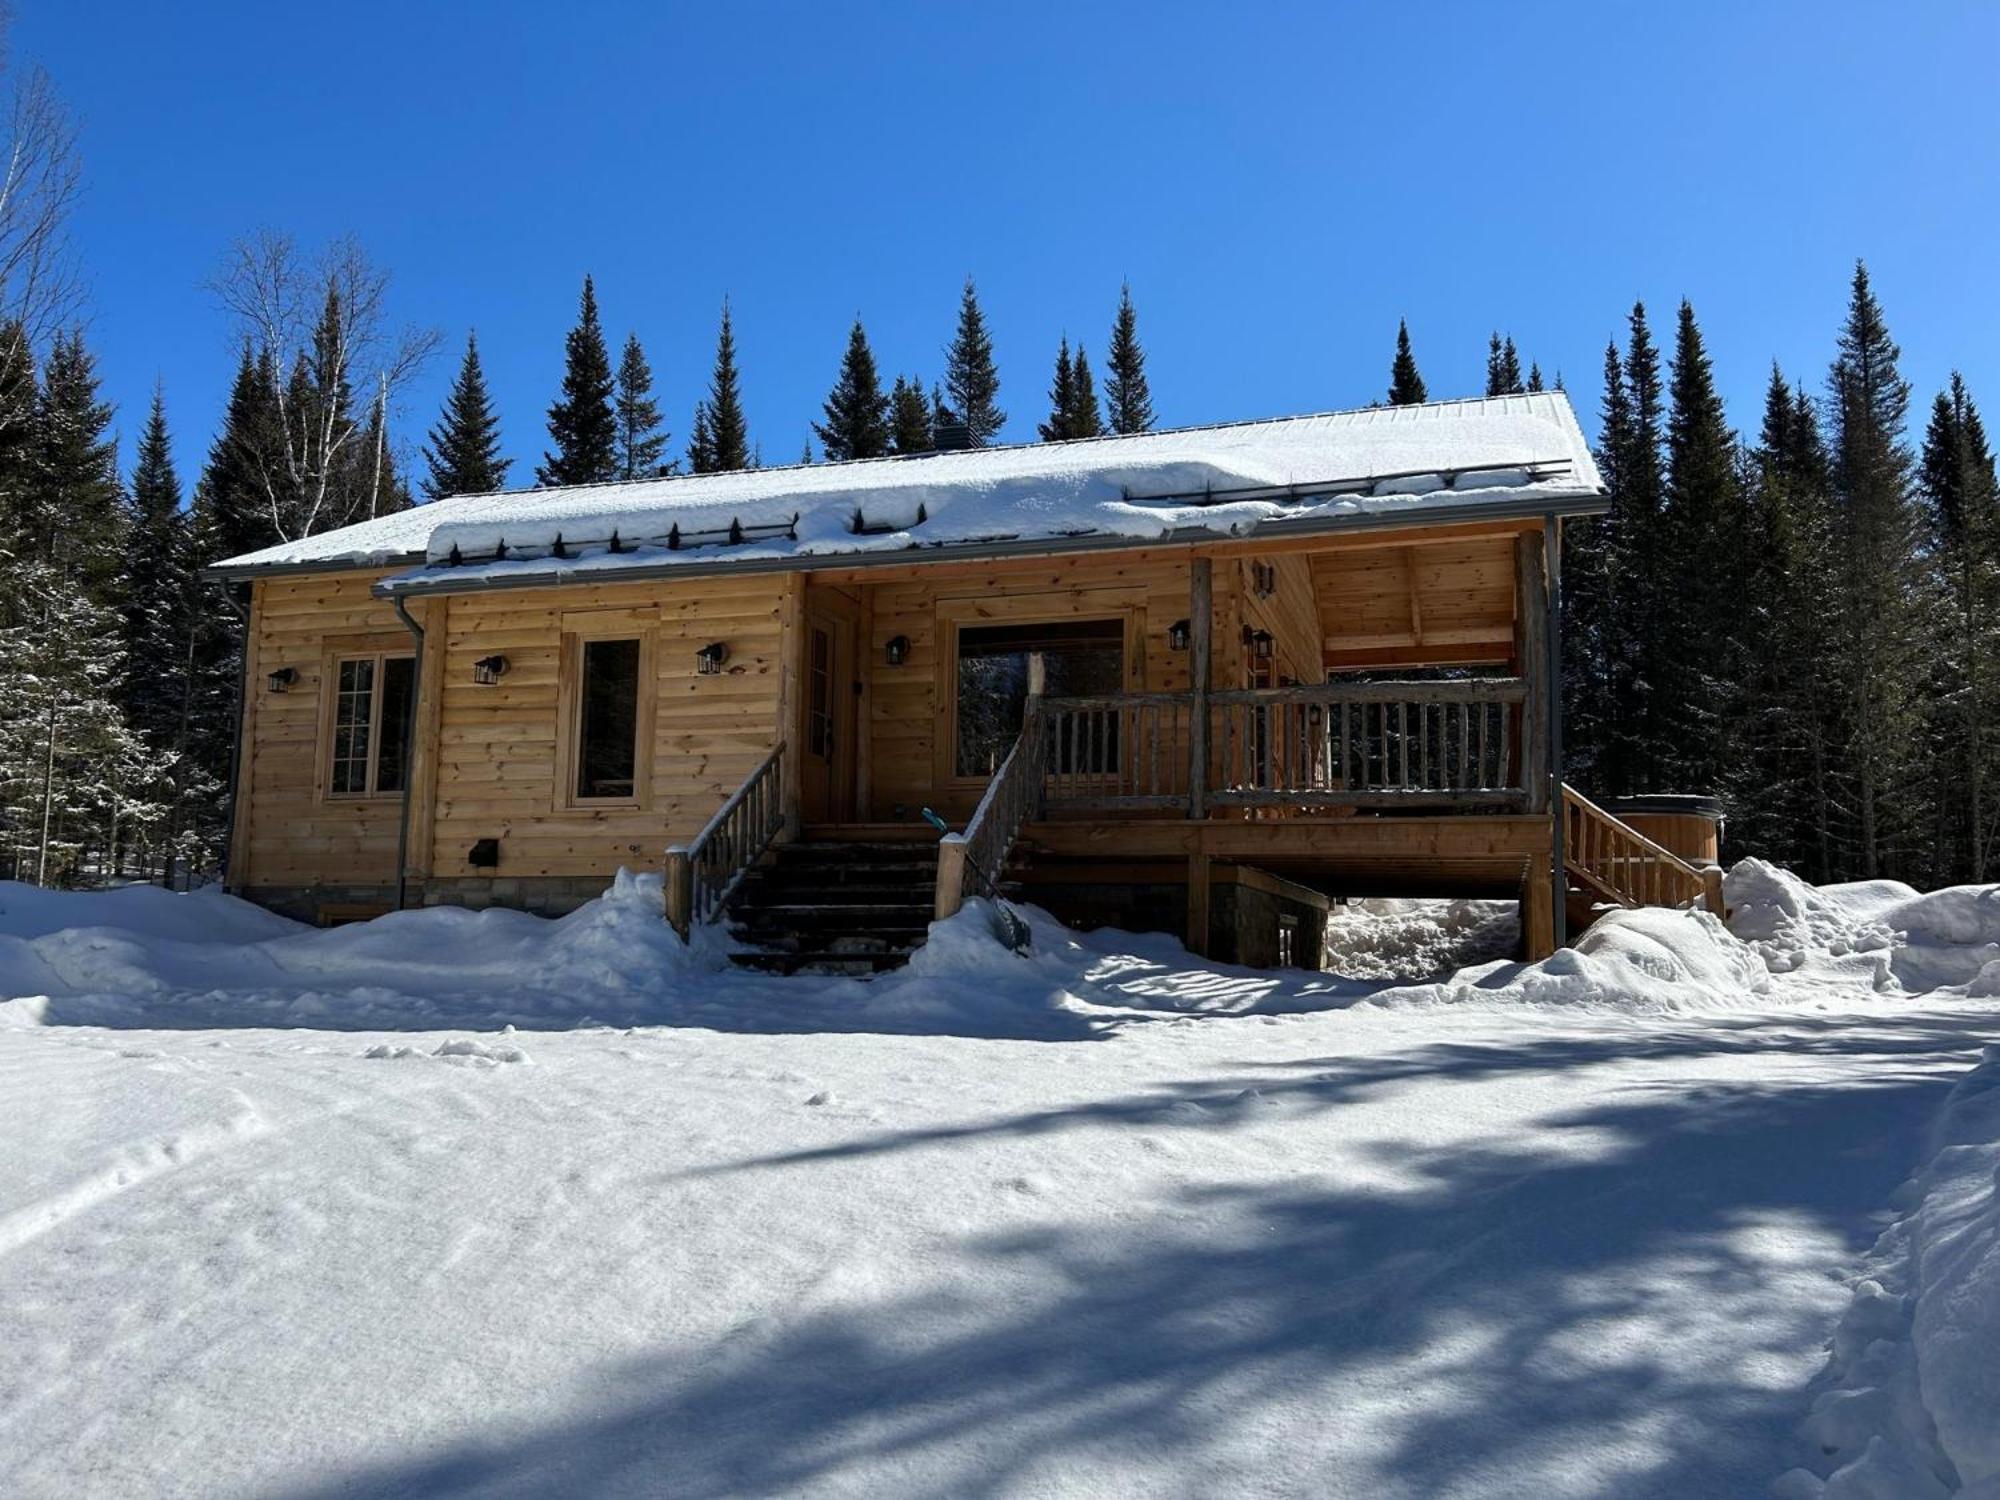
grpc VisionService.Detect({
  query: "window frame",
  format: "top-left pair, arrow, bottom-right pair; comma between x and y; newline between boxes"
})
316,644 -> 417,803
933,591 -> 1145,790
553,608 -> 657,811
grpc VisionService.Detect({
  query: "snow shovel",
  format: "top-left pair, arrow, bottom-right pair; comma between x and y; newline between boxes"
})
921,807 -> 1031,953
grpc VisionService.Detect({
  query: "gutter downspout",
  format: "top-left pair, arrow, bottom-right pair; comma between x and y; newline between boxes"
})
1545,514 -> 1567,950
222,589 -> 251,895
391,596 -> 425,912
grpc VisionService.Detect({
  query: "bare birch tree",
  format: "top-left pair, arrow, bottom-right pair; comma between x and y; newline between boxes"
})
209,232 -> 438,540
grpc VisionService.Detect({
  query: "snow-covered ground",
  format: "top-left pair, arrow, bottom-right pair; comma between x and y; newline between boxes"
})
1,864 -> 1997,1499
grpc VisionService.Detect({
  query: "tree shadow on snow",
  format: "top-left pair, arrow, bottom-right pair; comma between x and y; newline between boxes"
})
268,1010 -> 1995,1500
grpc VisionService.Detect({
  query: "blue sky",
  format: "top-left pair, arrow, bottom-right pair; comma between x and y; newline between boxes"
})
18,1 -> 2000,487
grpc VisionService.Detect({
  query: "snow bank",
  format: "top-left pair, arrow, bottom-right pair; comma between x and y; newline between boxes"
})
1730,860 -> 2000,993
1777,1046 -> 2000,1499
1321,897 -> 1518,980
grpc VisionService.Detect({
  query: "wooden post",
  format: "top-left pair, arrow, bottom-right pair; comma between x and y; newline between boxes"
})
776,574 -> 805,836
1515,530 -> 1549,814
403,596 -> 448,891
1544,516 -> 1567,951
664,848 -> 693,938
1185,851 -> 1211,956
224,581 -> 262,892
1702,864 -> 1726,918
1521,853 -> 1555,961
1188,557 -> 1212,819
935,836 -> 968,922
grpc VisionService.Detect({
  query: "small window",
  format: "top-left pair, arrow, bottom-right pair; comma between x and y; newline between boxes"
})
327,654 -> 414,799
955,618 -> 1122,777
575,637 -> 641,800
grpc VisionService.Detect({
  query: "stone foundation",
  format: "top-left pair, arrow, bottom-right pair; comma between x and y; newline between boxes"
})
240,875 -> 621,926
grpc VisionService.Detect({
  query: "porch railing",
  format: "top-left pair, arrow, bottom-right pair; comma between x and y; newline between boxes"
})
1036,677 -> 1531,814
1562,782 -> 1725,916
935,700 -> 1049,923
665,743 -> 787,938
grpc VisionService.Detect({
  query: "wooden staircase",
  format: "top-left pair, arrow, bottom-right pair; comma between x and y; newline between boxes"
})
724,840 -> 942,975
1561,783 -> 1725,932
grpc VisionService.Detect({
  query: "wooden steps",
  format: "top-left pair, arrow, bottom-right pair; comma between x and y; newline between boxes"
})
723,840 -> 941,976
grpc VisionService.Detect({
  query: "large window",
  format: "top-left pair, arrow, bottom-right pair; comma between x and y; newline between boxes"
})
327,654 -> 414,798
574,637 -> 642,800
954,618 -> 1123,776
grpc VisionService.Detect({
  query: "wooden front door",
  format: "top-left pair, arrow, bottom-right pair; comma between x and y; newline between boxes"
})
800,602 -> 857,823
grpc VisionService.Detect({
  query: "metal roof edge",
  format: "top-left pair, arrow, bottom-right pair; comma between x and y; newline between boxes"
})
370,490 -> 1608,601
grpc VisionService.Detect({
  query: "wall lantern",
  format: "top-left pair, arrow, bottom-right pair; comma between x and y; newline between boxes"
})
1245,627 -> 1274,663
1167,619 -> 1192,653
696,641 -> 730,675
472,654 -> 509,685
1251,561 -> 1278,599
885,634 -> 911,667
266,666 -> 298,693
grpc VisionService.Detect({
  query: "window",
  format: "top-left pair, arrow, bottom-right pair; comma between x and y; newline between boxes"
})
807,625 -> 833,760
326,654 -> 414,798
574,636 -> 642,800
955,618 -> 1123,777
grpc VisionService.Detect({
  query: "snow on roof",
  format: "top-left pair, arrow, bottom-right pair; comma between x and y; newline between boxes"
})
211,393 -> 1605,590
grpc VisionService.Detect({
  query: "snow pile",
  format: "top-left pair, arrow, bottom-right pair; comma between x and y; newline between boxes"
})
1321,897 -> 1518,980
1373,903 -> 1772,1013
1777,1045 -> 2000,1499
1730,860 -> 2000,994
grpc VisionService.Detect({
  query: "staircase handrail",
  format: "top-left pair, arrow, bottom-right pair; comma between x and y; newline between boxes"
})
935,702 -> 1049,927
1561,781 -> 1724,916
665,743 -> 788,938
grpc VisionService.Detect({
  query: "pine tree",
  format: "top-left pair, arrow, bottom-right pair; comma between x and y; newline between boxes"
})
1039,338 -> 1077,441
121,388 -> 188,736
422,332 -> 511,499
32,330 -> 127,608
614,332 -> 669,479
690,300 -> 750,473
944,277 -> 1005,445
0,320 -> 38,563
1826,262 -> 1925,878
1653,300 -> 1743,794
1613,303 -> 1667,792
889,374 -> 932,454
1485,333 -> 1524,397
538,275 -> 617,487
1069,345 -> 1103,438
1560,340 -> 1628,794
1918,373 -> 2000,880
1527,363 -> 1545,393
1387,320 -> 1427,406
813,318 -> 890,462
1103,281 -> 1154,434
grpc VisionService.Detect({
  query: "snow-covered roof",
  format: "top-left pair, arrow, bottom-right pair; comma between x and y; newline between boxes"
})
210,393 -> 1605,592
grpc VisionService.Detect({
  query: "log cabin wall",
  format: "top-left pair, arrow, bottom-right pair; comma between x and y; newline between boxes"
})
230,569 -> 412,910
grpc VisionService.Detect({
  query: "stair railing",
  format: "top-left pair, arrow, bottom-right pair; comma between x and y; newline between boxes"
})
665,743 -> 788,939
1562,782 -> 1724,916
935,701 -> 1049,927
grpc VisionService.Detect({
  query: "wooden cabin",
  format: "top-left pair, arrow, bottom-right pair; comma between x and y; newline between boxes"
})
211,395 -> 1723,971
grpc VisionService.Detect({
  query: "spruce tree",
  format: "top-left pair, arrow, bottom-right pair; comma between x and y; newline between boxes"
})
1560,340 -> 1628,793
889,374 -> 932,454
1528,363 -> 1545,393
1103,281 -> 1154,434
1387,320 -> 1427,406
422,332 -> 511,499
1485,333 -> 1524,396
538,275 -> 618,487
614,332 -> 669,479
121,388 -> 188,736
944,277 -> 1005,445
32,330 -> 127,609
690,300 -> 749,473
1613,302 -> 1667,792
1654,299 -> 1743,794
1069,345 -> 1103,438
1918,373 -> 2000,880
813,318 -> 890,462
1826,261 -> 1924,878
1039,338 -> 1077,441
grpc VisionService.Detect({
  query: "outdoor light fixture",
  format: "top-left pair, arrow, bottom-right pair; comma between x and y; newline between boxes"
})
1245,627 -> 1274,663
1251,562 -> 1278,599
472,654 -> 509,685
266,666 -> 298,693
885,635 -> 911,667
1168,619 -> 1191,652
696,641 -> 729,675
